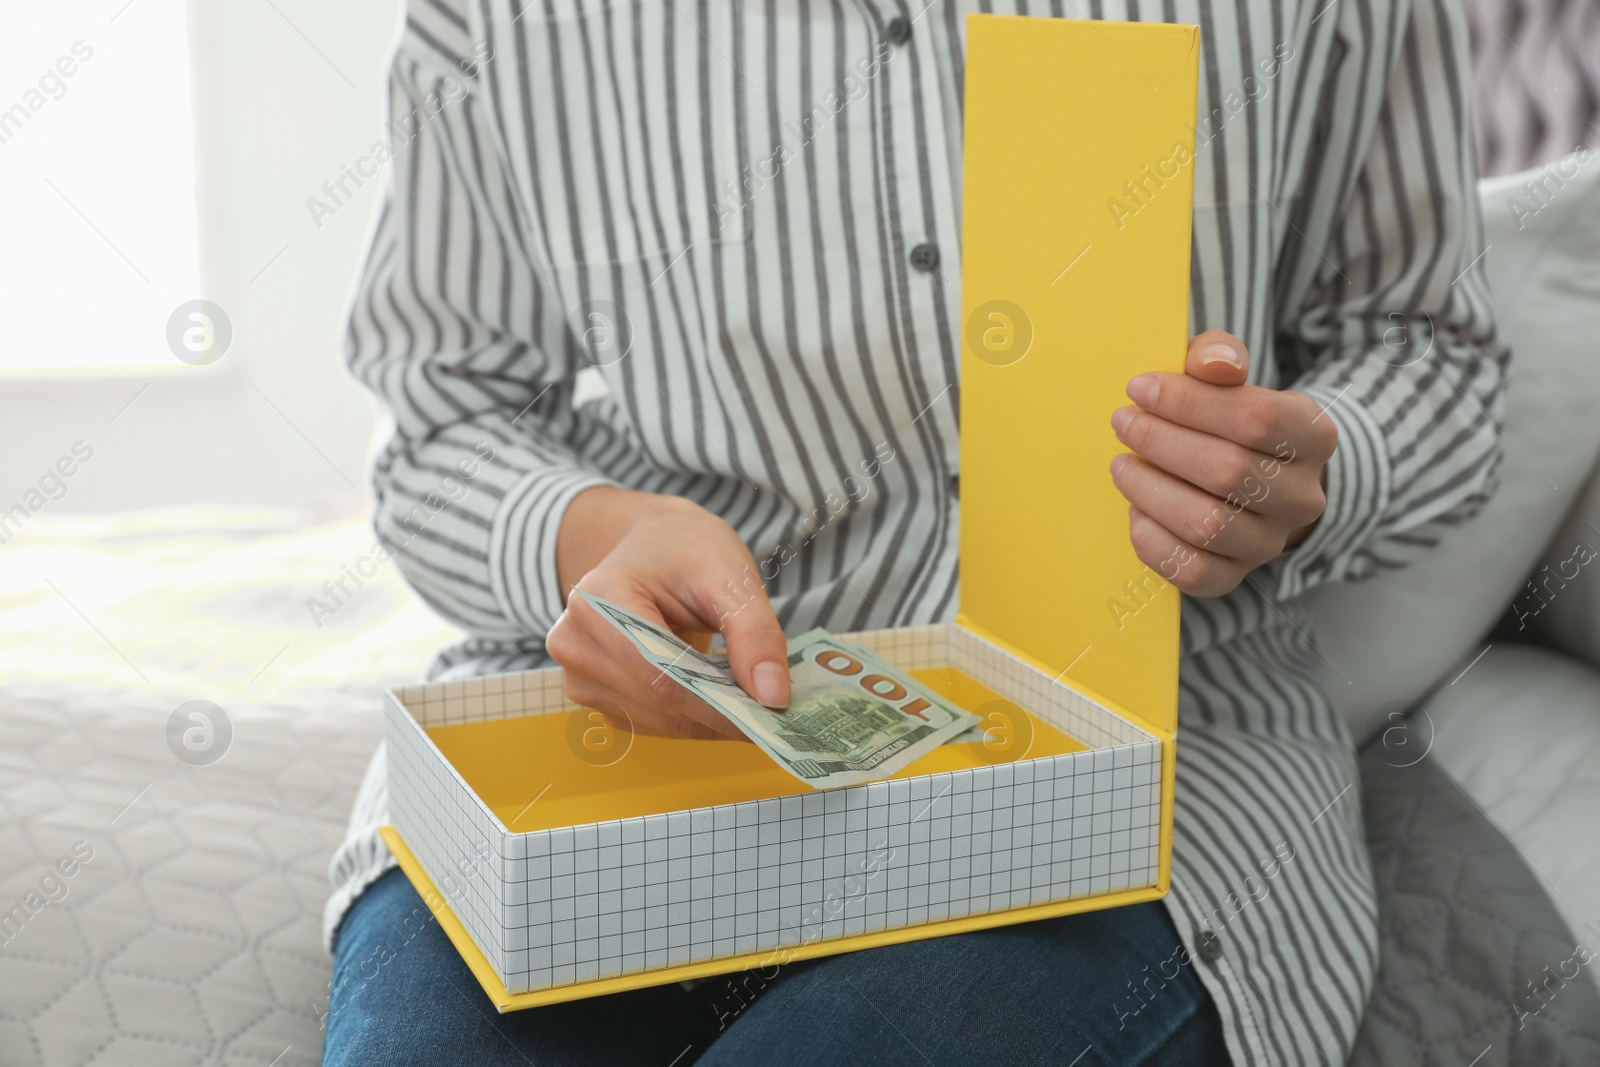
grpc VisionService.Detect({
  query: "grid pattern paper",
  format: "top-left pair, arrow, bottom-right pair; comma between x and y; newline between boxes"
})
385,622 -> 1165,996
385,692 -> 513,977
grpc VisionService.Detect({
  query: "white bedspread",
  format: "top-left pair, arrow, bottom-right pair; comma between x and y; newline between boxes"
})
0,508 -> 458,1067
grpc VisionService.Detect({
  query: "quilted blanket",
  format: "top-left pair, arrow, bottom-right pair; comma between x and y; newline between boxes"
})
0,509 -> 455,1066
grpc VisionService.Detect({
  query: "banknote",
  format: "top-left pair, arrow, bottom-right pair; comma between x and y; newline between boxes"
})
830,639 -> 995,747
578,592 -> 979,788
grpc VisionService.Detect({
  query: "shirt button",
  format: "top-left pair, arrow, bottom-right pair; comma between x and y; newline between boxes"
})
1194,926 -> 1224,964
909,243 -> 940,272
884,16 -> 912,45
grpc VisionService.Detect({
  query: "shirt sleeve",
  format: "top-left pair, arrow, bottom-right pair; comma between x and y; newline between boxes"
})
1265,0 -> 1510,601
344,5 -> 624,641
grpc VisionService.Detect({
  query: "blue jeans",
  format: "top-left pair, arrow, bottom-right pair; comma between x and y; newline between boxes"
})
323,868 -> 1229,1066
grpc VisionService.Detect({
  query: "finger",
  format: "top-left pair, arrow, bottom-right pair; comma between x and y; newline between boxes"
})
1127,505 -> 1246,598
568,605 -> 747,740
562,672 -> 739,742
1111,406 -> 1311,519
1110,453 -> 1279,562
553,594 -> 747,740
702,583 -> 790,710
1185,329 -> 1250,386
1124,374 -> 1335,461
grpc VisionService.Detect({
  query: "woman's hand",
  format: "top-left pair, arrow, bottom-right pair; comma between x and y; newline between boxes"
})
546,486 -> 788,739
1109,329 -> 1337,597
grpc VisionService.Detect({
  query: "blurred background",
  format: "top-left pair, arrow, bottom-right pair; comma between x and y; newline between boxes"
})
0,1 -> 465,695
1,1 -> 395,513
0,6 -> 459,1064
0,2 -> 1597,1065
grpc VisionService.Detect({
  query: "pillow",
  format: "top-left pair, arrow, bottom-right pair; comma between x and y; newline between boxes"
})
1518,449 -> 1600,670
1302,150 -> 1600,741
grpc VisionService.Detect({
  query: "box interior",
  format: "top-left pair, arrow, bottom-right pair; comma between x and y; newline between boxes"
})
396,622 -> 1163,844
428,664 -> 1087,834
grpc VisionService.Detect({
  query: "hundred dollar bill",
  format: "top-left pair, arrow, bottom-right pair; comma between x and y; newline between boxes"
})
830,638 -> 993,747
578,592 -> 980,788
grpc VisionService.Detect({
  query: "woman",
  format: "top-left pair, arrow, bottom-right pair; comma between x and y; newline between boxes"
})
322,1 -> 1504,1063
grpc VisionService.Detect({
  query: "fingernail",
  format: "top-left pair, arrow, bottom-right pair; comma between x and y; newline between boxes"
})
1110,454 -> 1128,478
753,661 -> 789,709
1129,505 -> 1141,520
1199,343 -> 1243,368
1111,406 -> 1135,437
1126,374 -> 1159,408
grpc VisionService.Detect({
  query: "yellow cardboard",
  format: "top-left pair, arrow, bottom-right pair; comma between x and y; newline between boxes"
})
958,14 -> 1199,738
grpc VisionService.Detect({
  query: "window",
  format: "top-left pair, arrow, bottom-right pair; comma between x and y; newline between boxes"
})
0,2 -> 203,374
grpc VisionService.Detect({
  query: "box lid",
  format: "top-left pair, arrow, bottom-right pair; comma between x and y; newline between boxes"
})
958,15 -> 1200,737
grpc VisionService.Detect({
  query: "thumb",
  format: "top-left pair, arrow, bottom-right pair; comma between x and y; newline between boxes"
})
1186,329 -> 1250,386
720,592 -> 791,709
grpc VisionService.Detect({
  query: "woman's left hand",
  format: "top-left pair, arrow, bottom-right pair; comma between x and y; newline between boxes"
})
1109,329 -> 1338,597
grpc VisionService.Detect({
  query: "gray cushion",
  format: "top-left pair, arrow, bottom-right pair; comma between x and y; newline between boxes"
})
1351,739 -> 1600,1066
1304,151 -> 1600,744
1517,458 -> 1600,673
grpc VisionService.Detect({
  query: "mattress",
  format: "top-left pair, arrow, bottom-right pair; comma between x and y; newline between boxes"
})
0,509 -> 456,1066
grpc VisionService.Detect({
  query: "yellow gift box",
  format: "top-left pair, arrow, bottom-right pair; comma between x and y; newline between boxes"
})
380,13 -> 1199,1012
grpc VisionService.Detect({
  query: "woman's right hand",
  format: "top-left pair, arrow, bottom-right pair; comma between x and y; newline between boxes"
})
546,486 -> 790,740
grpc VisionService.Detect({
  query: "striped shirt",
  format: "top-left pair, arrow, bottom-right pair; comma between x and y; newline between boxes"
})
1467,0 -> 1600,176
327,1 -> 1507,1063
